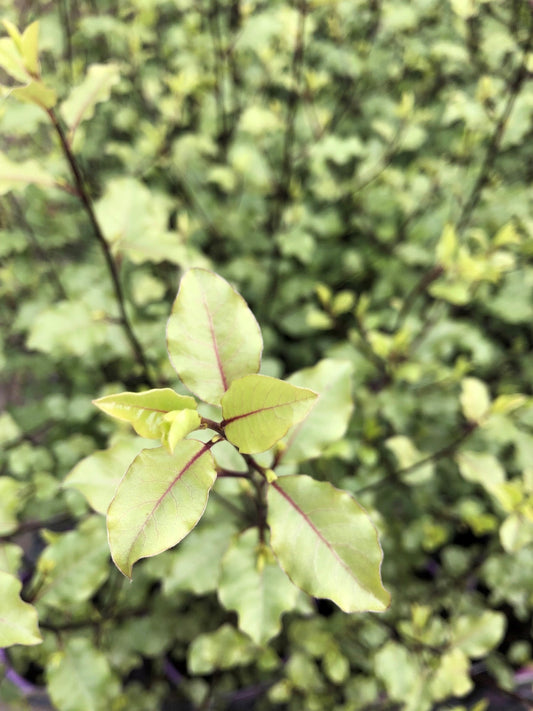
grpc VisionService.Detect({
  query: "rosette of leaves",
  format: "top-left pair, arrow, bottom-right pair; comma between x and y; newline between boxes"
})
83,269 -> 390,645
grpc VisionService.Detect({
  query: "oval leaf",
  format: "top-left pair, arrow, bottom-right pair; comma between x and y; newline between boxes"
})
221,374 -> 317,454
0,571 -> 42,646
218,528 -> 301,645
166,269 -> 263,405
280,359 -> 354,463
93,388 -> 197,439
267,475 -> 390,612
107,441 -> 216,578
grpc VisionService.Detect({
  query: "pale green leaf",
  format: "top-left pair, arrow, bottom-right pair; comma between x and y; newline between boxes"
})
430,648 -> 473,701
12,80 -> 56,108
63,435 -> 154,514
451,611 -> 506,657
436,223 -> 457,268
0,411 -> 21,444
456,451 -> 506,490
222,374 -> 317,454
93,388 -> 197,439
279,359 -> 353,464
0,153 -> 58,195
386,435 -> 434,484
167,269 -> 263,405
500,513 -> 533,553
161,408 -> 202,452
60,63 -> 120,140
218,528 -> 301,645
107,441 -> 216,577
35,516 -> 109,608
160,522 -> 237,596
188,624 -> 258,674
374,641 -> 421,702
0,476 -> 25,535
47,637 -> 121,711
0,571 -> 42,646
460,377 -> 491,423
0,36 -> 28,82
20,21 -> 39,76
0,542 -> 23,575
267,475 -> 390,612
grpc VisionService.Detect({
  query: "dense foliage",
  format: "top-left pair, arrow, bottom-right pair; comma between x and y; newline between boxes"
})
1,1 -> 532,710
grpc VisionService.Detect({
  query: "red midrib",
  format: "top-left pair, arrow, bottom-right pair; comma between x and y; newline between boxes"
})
202,291 -> 228,391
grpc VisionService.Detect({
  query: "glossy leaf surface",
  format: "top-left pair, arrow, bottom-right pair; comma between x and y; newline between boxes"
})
93,388 -> 197,440
167,269 -> 262,405
0,571 -> 42,646
267,475 -> 390,612
280,359 -> 354,463
107,441 -> 216,577
222,374 -> 317,454
218,528 -> 301,644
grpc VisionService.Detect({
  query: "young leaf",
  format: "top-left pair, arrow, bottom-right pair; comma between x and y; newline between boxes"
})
267,475 -> 390,612
0,154 -> 59,195
60,63 -> 120,142
167,269 -> 263,405
221,374 -> 317,454
107,440 -> 216,578
20,21 -> 39,76
0,571 -> 42,647
279,359 -> 354,463
218,528 -> 301,645
93,388 -> 197,440
161,409 -> 202,452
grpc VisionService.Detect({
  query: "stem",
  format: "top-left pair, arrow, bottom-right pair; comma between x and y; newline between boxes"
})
46,108 -> 154,386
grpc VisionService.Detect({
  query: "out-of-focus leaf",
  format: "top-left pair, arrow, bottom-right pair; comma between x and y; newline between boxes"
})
60,63 -> 120,140
188,624 -> 258,674
460,377 -> 491,423
0,154 -> 58,195
0,571 -> 41,647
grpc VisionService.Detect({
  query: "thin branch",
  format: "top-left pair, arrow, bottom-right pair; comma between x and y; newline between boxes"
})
354,422 -> 478,496
46,108 -> 154,386
457,22 -> 533,233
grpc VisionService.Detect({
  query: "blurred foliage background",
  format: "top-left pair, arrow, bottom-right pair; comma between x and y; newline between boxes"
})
1,0 -> 533,709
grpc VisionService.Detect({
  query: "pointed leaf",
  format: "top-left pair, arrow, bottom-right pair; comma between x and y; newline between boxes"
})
20,21 -> 39,76
107,441 -> 216,577
0,37 -> 28,83
63,436 -> 155,514
280,359 -> 354,463
47,637 -> 120,711
167,269 -> 263,405
93,388 -> 197,439
60,63 -> 120,141
222,374 -> 317,454
219,529 -> 301,644
12,80 -> 56,108
0,571 -> 42,646
267,475 -> 390,612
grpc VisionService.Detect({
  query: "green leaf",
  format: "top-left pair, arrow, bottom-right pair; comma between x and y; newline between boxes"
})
460,377 -> 491,423
161,409 -> 202,452
456,451 -> 506,490
0,571 -> 41,646
222,374 -> 317,454
430,648 -> 473,701
386,436 -> 434,484
47,637 -> 121,711
279,359 -> 353,464
0,542 -> 23,575
0,36 -> 28,82
107,441 -> 217,577
451,611 -> 506,657
267,475 -> 390,612
36,516 -> 110,608
20,22 -> 39,75
0,476 -> 25,535
93,388 -> 197,439
12,80 -> 57,108
500,512 -> 533,553
63,435 -> 154,514
0,153 -> 58,195
188,624 -> 258,674
218,528 -> 301,645
60,63 -> 120,141
167,269 -> 263,405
